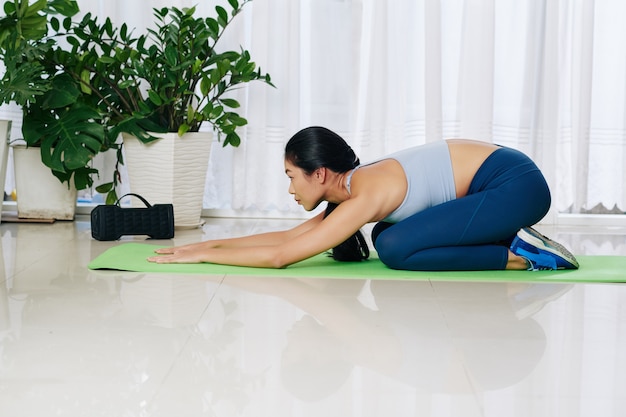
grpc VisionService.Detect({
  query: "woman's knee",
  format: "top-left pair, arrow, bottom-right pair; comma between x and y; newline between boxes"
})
373,230 -> 413,269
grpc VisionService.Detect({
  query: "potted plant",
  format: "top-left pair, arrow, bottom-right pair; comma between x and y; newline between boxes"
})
69,0 -> 274,227
0,0 -> 119,219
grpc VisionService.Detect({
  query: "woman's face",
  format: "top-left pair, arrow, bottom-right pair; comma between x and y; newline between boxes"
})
284,159 -> 324,211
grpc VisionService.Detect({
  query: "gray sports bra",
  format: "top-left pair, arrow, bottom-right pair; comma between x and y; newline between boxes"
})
345,140 -> 456,223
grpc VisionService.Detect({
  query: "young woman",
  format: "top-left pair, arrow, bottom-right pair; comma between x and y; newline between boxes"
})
148,126 -> 579,271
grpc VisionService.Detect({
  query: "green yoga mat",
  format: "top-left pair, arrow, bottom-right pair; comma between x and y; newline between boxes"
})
88,242 -> 626,283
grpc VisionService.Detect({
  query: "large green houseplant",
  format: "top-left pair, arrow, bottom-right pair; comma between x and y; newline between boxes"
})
0,0 -> 119,197
67,0 -> 274,209
2,0 -> 273,219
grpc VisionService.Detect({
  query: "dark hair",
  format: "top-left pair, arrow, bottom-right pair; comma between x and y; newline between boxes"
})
285,126 -> 359,175
285,126 -> 370,262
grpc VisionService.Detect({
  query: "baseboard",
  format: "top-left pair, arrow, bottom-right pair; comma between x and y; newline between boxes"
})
555,213 -> 626,228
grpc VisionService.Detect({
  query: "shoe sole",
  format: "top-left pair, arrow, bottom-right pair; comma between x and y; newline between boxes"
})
517,227 -> 579,269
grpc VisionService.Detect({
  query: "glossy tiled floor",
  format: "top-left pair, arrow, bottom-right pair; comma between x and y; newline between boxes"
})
1,216 -> 625,417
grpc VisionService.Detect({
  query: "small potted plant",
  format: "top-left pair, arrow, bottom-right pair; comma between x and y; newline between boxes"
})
69,0 -> 274,227
0,0 -> 119,219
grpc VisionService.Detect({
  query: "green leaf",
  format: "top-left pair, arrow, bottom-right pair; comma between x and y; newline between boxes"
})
220,98 -> 240,108
97,56 -> 116,64
230,115 -> 247,126
50,16 -> 60,32
224,132 -> 241,147
25,0 -> 46,16
62,15 -> 72,31
105,190 -> 119,205
3,1 -> 15,14
164,45 -> 178,65
221,124 -> 237,134
48,0 -> 80,17
41,73 -> 80,109
17,14 -> 47,40
95,182 -> 113,193
0,61 -> 49,106
199,102 -> 214,118
70,166 -> 98,190
154,7 -> 169,19
23,100 -> 105,190
148,90 -> 163,105
79,70 -> 91,94
103,19 -> 113,37
186,104 -> 195,123
209,105 -> 224,119
118,80 -> 135,89
66,35 -> 80,48
178,124 -> 190,136
217,59 -> 231,77
228,0 -> 240,11
206,17 -> 219,34
200,75 -> 212,96
216,6 -> 228,27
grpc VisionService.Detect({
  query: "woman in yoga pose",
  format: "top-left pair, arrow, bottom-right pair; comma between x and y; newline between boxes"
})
148,126 -> 579,271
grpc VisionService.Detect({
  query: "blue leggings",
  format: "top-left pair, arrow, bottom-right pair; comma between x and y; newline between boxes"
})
372,147 -> 551,271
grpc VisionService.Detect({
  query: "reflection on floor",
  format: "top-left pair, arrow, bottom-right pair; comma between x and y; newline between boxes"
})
0,216 -> 625,417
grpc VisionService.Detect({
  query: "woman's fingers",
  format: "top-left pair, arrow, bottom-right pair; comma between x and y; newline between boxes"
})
148,247 -> 209,264
154,247 -> 175,254
147,255 -> 174,263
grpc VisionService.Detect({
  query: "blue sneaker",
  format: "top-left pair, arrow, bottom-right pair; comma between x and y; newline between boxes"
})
510,227 -> 579,271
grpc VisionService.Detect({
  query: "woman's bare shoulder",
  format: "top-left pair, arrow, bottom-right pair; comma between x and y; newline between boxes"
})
349,159 -> 408,221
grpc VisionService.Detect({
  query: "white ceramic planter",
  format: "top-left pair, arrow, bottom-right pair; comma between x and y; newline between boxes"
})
0,120 -> 11,223
13,146 -> 77,220
122,132 -> 213,229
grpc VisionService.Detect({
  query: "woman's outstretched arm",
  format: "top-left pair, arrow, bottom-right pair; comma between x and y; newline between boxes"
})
150,211 -> 325,255
147,196 -> 378,268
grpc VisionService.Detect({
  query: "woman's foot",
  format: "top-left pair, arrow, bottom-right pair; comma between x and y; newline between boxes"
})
509,227 -> 579,271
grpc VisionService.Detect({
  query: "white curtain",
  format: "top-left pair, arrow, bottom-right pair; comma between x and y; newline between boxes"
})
2,0 -> 625,214
229,0 -> 626,215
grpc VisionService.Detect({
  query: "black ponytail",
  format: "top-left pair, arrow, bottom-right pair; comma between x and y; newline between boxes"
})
286,126 -> 370,262
323,202 -> 370,262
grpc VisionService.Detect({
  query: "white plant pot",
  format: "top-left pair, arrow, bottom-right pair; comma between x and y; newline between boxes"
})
122,132 -> 213,229
13,146 -> 77,220
0,120 -> 11,223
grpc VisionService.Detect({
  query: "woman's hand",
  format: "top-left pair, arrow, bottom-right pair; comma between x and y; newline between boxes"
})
148,241 -> 217,264
148,244 -> 214,264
